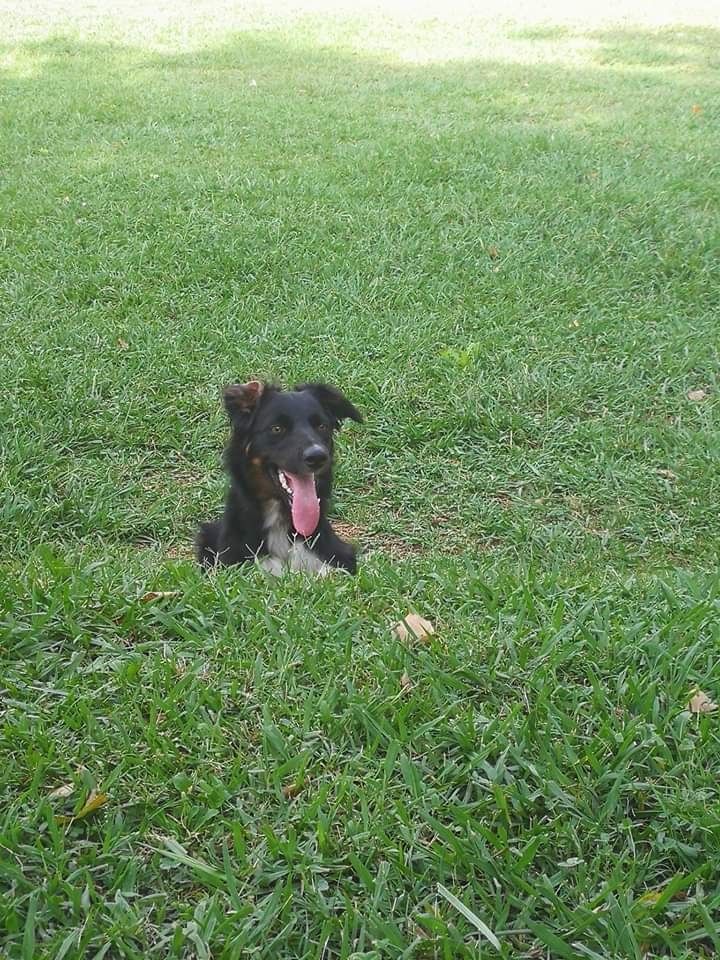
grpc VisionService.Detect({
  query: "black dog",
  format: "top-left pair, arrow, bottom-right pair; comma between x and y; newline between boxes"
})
196,380 -> 362,574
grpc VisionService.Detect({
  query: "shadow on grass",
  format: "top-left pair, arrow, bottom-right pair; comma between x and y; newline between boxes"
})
3,22 -> 720,157
4,21 -> 718,328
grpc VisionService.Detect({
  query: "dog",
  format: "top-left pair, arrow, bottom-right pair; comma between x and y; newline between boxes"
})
196,380 -> 363,575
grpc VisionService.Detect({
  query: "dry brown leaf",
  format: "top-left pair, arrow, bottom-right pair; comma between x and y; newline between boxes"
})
400,671 -> 414,693
691,103 -> 703,115
393,613 -> 435,643
487,245 -> 500,259
140,590 -> 179,603
116,338 -> 129,351
656,468 -> 678,481
49,783 -> 74,799
282,782 -> 302,799
687,388 -> 708,402
689,690 -> 717,714
58,790 -> 109,823
75,790 -> 109,819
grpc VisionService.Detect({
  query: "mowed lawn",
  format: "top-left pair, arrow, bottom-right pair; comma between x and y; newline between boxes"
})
2,1 -> 720,956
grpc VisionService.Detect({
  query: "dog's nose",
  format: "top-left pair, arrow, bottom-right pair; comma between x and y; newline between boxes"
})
304,444 -> 329,470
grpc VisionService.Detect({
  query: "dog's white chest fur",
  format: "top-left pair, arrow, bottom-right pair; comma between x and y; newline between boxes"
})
260,501 -> 329,576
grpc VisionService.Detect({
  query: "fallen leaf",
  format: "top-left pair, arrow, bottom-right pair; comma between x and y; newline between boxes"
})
656,468 -> 678,481
687,388 -> 708,402
140,590 -> 179,603
282,782 -> 302,799
689,690 -> 717,714
393,613 -> 435,642
58,790 -> 109,823
116,337 -> 129,351
487,245 -> 500,259
49,783 -> 74,799
400,671 -> 414,693
691,103 -> 702,115
75,791 -> 109,819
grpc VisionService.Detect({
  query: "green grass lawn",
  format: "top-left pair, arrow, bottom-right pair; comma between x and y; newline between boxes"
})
2,1 -> 720,956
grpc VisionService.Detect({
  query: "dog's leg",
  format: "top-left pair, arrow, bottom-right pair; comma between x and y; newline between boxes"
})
312,520 -> 357,574
195,521 -> 221,568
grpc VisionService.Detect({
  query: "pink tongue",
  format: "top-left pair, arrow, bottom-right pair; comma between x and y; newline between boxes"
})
283,472 -> 320,537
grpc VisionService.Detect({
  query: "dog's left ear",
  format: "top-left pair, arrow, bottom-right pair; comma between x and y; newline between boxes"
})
297,383 -> 363,427
223,380 -> 265,423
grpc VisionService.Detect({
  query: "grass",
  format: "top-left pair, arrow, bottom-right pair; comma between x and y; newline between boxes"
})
1,1 -> 720,957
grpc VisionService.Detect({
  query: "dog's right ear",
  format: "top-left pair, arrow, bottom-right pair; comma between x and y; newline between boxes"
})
223,380 -> 265,426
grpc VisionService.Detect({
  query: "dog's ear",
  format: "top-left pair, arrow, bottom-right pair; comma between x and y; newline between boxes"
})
297,383 -> 363,427
223,380 -> 265,425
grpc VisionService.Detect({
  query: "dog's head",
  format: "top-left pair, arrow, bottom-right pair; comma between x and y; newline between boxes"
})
223,380 -> 362,537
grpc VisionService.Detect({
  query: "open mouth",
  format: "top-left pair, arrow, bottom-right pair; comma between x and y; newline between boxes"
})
275,469 -> 320,538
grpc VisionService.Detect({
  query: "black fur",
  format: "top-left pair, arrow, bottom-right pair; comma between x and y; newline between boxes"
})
196,381 -> 362,573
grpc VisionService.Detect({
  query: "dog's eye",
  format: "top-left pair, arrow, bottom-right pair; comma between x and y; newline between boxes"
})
317,423 -> 330,434
270,424 -> 285,435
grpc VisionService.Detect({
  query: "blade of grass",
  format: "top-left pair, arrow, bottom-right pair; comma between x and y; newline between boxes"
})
437,883 -> 501,951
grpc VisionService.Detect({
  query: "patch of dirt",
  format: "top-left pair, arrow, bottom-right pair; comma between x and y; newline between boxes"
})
131,538 -> 193,560
167,542 -> 193,560
143,466 -> 204,492
333,520 -> 503,559
490,492 -> 515,508
334,520 -> 425,558
374,536 -> 427,559
332,520 -> 367,543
